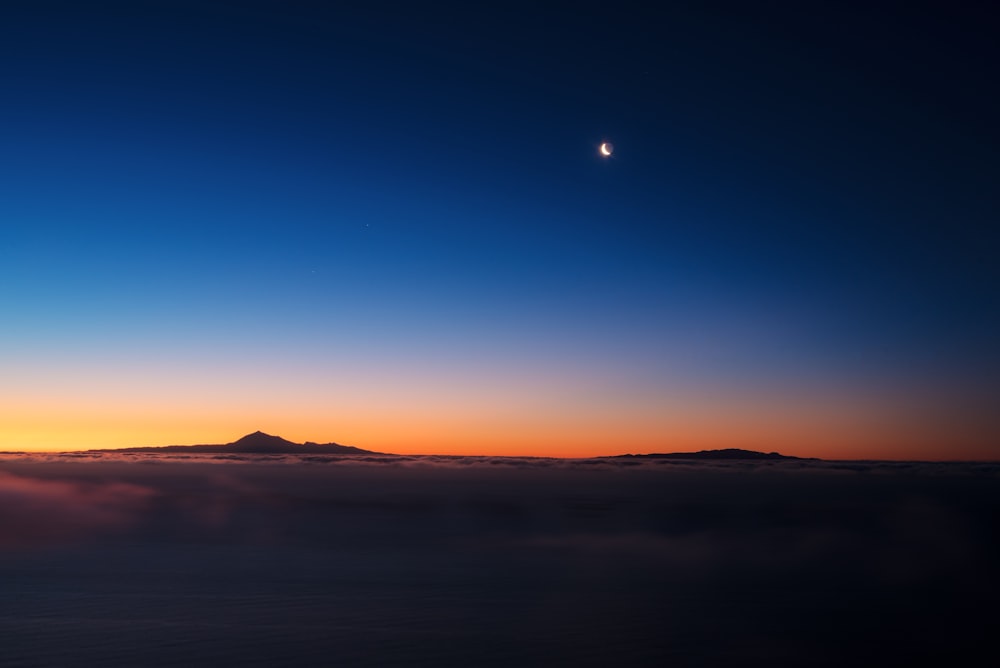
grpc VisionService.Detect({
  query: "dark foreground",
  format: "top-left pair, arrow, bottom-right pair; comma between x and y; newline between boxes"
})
1,454 -> 998,667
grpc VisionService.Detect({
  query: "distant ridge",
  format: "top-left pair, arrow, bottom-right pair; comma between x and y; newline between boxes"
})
95,438 -> 808,460
102,431 -> 375,455
609,448 -> 814,460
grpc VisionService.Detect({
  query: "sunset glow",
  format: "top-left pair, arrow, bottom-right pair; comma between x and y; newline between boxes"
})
2,5 -> 998,667
1,2 -> 996,462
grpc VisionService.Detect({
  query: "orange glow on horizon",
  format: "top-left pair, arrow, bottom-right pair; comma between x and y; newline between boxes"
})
2,355 -> 996,461
2,405 -> 996,461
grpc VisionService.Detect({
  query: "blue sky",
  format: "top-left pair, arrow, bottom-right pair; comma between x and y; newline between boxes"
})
1,1 -> 997,457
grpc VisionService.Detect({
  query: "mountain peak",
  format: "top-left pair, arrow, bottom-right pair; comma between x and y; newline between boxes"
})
229,431 -> 299,451
610,448 -> 812,461
93,431 -> 375,455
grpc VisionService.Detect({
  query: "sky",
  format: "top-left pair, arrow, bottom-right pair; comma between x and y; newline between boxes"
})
1,1 -> 997,458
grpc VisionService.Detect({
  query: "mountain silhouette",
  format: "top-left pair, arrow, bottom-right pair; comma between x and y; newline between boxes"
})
228,431 -> 302,452
609,448 -> 811,460
99,436 -> 809,460
105,431 -> 375,454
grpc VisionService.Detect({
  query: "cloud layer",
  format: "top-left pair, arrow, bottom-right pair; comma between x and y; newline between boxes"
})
1,454 -> 997,666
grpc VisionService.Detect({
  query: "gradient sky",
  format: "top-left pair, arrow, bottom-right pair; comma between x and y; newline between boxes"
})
2,1 -> 997,458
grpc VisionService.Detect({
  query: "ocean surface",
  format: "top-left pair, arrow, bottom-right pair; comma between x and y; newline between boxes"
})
1,454 -> 997,666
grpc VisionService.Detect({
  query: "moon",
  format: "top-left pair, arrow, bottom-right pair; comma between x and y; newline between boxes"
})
599,142 -> 613,157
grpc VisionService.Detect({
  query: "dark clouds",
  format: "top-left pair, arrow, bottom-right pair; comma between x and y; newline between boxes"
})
1,455 -> 998,666
0,469 -> 153,547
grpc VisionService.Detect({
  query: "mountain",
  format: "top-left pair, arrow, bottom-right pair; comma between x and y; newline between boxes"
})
104,431 -> 375,454
98,437 -> 805,460
609,448 -> 812,460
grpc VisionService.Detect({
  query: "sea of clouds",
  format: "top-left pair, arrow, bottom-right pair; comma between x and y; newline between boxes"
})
1,453 -> 997,666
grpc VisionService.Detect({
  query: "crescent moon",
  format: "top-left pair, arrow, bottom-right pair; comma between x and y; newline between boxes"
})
600,142 -> 613,156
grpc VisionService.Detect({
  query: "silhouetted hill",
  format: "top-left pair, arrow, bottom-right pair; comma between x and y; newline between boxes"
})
98,437 -> 810,460
609,448 -> 814,460
103,431 -> 375,454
